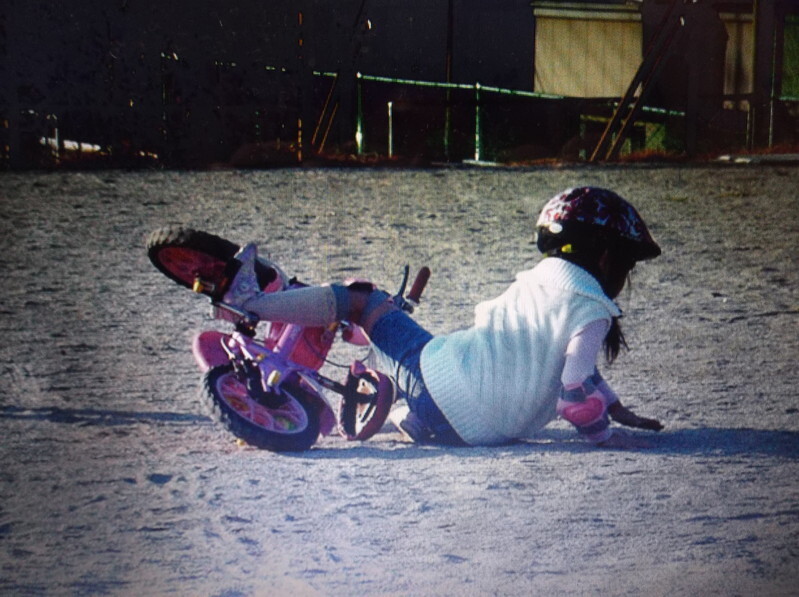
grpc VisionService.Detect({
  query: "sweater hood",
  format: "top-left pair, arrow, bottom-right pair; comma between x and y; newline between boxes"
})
520,258 -> 622,318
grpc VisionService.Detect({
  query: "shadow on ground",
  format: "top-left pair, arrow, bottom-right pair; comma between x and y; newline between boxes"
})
3,405 -> 797,460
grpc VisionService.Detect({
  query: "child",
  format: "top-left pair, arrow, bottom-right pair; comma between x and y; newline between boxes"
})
222,186 -> 664,447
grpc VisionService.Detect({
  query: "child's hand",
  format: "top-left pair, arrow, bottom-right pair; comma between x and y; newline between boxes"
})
632,416 -> 664,431
607,401 -> 664,431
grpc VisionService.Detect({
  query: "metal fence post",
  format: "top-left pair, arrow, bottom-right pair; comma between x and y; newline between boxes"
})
387,101 -> 393,158
474,82 -> 482,162
355,72 -> 364,155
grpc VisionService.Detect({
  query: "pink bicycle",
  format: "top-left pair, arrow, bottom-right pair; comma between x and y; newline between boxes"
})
146,226 -> 429,452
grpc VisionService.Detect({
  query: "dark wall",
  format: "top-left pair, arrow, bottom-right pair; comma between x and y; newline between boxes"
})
1,0 -> 535,166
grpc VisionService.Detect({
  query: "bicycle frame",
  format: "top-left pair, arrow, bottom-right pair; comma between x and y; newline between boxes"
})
146,226 -> 424,449
193,324 -> 339,437
191,264 -> 428,446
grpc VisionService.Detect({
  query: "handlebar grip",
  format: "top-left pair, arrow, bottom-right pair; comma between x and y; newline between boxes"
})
407,266 -> 431,303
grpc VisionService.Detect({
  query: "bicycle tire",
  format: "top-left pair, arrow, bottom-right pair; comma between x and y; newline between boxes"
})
147,226 -> 239,297
338,366 -> 394,441
146,226 -> 278,298
201,364 -> 321,452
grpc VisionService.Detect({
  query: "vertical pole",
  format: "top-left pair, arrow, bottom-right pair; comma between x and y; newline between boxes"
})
444,0 -> 454,161
772,2 -> 788,146
387,101 -> 393,158
474,82 -> 481,162
3,2 -> 22,168
297,10 -> 304,162
749,0 -> 777,150
355,72 -> 364,155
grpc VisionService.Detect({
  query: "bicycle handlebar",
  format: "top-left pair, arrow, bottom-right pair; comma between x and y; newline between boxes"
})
408,266 -> 431,304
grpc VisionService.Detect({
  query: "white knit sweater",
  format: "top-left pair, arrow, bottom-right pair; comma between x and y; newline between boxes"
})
419,258 -> 622,445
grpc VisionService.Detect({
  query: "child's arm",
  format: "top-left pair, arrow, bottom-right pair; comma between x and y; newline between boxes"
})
558,320 -> 615,442
558,320 -> 663,443
557,372 -> 614,442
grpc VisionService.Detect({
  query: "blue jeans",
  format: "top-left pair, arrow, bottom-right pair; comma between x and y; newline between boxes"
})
368,310 -> 464,445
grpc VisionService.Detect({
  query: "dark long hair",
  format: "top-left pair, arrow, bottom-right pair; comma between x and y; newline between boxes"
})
605,316 -> 628,363
538,229 -> 631,363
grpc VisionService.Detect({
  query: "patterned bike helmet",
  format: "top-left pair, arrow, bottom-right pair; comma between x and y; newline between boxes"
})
535,187 -> 661,261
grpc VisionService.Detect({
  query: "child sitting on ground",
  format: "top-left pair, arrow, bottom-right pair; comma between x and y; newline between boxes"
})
221,186 -> 664,447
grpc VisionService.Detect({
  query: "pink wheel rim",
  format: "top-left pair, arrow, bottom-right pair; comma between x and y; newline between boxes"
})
157,247 -> 227,287
216,372 -> 309,434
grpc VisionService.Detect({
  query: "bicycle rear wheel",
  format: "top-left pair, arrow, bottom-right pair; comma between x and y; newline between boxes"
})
146,226 -> 278,298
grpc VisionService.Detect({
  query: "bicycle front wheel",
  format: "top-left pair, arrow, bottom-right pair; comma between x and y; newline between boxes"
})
201,364 -> 322,452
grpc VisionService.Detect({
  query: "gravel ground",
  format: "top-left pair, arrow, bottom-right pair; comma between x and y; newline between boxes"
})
0,164 -> 797,596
